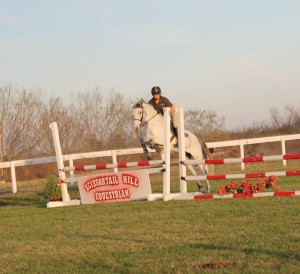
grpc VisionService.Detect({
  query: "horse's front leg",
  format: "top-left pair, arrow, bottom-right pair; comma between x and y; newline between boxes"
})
140,138 -> 152,160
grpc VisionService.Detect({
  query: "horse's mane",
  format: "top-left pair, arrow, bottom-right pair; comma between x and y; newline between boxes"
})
132,99 -> 144,109
133,99 -> 158,115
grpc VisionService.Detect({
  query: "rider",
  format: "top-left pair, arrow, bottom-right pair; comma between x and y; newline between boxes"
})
148,86 -> 178,147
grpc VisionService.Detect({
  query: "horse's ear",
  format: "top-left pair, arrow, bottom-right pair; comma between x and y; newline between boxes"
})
140,98 -> 145,103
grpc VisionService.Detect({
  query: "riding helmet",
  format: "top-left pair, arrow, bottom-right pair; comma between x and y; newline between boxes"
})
151,86 -> 161,95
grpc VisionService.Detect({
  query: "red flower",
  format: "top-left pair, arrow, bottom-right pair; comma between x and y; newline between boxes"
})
236,181 -> 253,194
265,175 -> 279,188
218,186 -> 226,196
225,182 -> 238,194
253,182 -> 264,193
218,176 -> 279,195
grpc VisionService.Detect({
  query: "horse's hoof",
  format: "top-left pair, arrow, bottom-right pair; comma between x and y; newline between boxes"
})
199,187 -> 209,194
153,144 -> 161,152
146,153 -> 152,160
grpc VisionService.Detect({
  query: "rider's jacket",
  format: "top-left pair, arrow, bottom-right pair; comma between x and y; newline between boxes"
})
148,96 -> 173,115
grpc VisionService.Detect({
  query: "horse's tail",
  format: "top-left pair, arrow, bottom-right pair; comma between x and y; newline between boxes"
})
198,137 -> 211,159
198,137 -> 214,176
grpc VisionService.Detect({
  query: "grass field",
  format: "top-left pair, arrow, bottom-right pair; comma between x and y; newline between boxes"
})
0,160 -> 300,273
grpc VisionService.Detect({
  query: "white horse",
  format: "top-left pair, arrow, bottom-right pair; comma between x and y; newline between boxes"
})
132,100 -> 213,193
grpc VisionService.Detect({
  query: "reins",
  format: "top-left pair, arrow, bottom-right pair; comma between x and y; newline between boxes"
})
133,106 -> 160,128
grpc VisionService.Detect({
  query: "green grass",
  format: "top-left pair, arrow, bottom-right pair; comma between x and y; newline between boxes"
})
0,160 -> 300,273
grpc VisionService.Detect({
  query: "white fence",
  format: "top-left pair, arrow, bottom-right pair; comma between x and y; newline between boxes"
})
1,133 -> 300,193
0,147 -> 157,193
206,134 -> 300,170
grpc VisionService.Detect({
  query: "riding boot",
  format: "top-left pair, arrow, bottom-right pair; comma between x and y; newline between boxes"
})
171,111 -> 179,148
173,126 -> 178,148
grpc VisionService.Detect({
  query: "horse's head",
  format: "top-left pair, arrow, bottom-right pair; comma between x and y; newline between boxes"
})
132,99 -> 145,133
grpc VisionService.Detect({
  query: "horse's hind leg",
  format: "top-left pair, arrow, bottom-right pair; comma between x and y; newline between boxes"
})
186,164 -> 205,193
185,152 -> 205,193
198,164 -> 211,193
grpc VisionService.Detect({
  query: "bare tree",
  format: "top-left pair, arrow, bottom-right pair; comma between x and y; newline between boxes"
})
69,88 -> 133,151
185,108 -> 226,141
270,104 -> 300,133
0,131 -> 4,182
284,104 -> 300,130
0,85 -> 14,159
1,86 -> 43,159
39,96 -> 78,155
106,99 -> 140,149
0,85 -> 13,175
3,87 -> 45,159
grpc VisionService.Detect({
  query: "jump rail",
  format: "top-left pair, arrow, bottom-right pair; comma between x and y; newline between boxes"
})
62,160 -> 165,172
182,153 -> 300,165
181,153 -> 300,181
194,191 -> 300,200
184,170 -> 300,181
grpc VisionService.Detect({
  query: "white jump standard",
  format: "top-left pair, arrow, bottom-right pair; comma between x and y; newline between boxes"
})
48,107 -> 172,207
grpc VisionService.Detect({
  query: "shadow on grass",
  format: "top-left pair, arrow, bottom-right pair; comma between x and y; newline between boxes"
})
0,193 -> 47,208
191,243 -> 300,262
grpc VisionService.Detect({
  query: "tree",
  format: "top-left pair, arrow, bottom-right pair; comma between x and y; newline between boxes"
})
184,108 -> 227,141
1,86 -> 45,159
0,85 -> 14,178
270,104 -> 300,133
69,88 -> 137,151
39,96 -> 78,155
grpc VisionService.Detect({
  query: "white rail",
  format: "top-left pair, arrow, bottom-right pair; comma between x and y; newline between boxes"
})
206,134 -> 300,170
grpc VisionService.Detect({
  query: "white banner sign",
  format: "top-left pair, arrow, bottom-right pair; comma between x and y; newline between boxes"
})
77,169 -> 152,204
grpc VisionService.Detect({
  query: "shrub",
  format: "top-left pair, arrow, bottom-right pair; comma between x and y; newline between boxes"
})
43,175 -> 62,201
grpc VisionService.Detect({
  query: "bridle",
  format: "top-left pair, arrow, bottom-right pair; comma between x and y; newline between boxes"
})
133,106 -> 144,125
133,104 -> 160,129
133,103 -> 160,160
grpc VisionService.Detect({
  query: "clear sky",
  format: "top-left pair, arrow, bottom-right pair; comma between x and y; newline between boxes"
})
1,0 -> 300,129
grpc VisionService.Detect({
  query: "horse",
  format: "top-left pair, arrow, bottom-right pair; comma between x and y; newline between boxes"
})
132,99 -> 213,193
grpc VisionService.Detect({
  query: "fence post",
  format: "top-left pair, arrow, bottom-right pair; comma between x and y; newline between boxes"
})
10,162 -> 17,193
178,107 -> 187,194
111,150 -> 118,173
163,108 -> 171,201
68,155 -> 75,186
281,136 -> 286,166
240,140 -> 245,170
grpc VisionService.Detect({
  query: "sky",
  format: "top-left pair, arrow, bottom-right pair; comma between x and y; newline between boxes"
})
1,0 -> 300,130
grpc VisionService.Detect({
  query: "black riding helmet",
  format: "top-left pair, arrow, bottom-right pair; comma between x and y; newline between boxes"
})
151,86 -> 161,95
